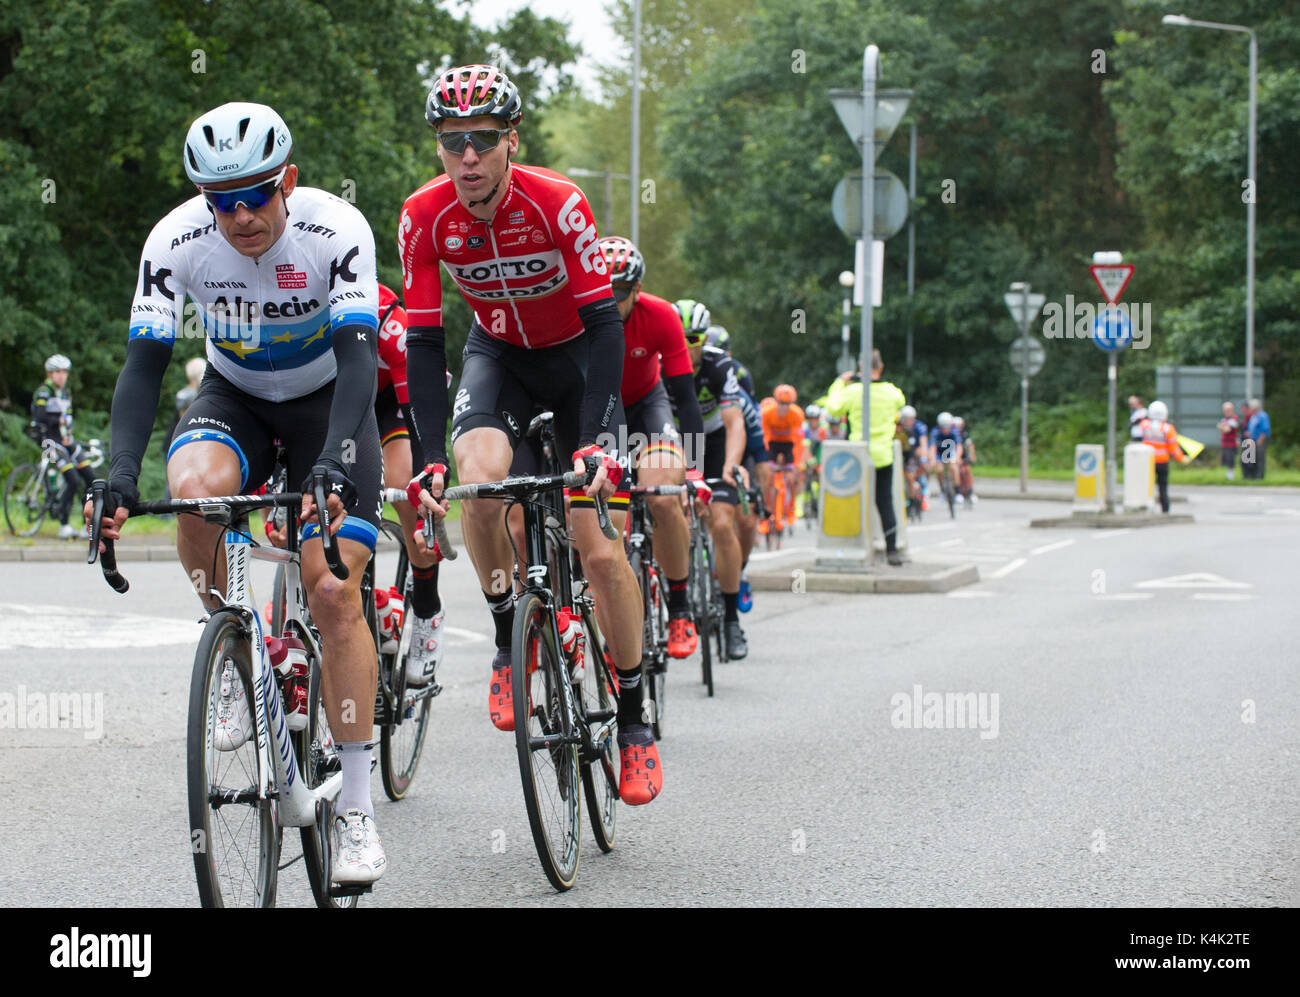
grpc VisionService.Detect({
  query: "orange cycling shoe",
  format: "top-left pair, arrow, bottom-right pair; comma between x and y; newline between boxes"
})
488,649 -> 514,731
667,616 -> 698,658
618,724 -> 663,805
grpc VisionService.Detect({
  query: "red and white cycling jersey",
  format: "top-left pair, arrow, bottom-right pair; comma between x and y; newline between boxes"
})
398,165 -> 611,348
377,282 -> 409,404
621,291 -> 694,407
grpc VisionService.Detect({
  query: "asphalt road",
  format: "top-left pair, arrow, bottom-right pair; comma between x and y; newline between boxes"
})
2,484 -> 1297,906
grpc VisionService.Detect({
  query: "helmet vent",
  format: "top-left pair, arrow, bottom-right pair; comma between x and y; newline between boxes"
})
202,125 -> 216,149
261,128 -> 276,161
238,117 -> 250,142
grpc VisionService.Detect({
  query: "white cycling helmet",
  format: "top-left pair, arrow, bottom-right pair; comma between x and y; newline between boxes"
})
899,405 -> 916,419
45,354 -> 71,372
183,102 -> 292,186
937,411 -> 954,429
953,415 -> 965,428
1148,400 -> 1168,422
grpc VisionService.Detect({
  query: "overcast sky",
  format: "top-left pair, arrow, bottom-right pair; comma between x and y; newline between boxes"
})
490,0 -> 619,92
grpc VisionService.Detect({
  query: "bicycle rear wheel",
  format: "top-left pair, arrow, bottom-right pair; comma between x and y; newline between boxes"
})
513,591 -> 581,891
187,611 -> 279,908
943,472 -> 956,518
4,463 -> 48,537
381,585 -> 433,800
576,601 -> 617,852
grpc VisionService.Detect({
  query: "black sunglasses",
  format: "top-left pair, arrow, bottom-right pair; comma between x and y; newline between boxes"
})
436,128 -> 512,155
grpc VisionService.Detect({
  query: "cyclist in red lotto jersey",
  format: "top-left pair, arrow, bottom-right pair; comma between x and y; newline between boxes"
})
600,235 -> 706,659
401,65 -> 660,805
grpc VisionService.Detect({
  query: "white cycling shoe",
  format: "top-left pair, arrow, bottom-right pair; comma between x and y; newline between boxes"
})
405,609 -> 444,687
331,809 -> 387,884
214,657 -> 253,751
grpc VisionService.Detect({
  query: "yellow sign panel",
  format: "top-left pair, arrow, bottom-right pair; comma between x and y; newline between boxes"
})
823,494 -> 862,536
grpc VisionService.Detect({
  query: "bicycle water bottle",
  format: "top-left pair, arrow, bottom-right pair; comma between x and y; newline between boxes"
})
266,634 -> 309,731
374,588 -> 396,652
556,607 -> 585,682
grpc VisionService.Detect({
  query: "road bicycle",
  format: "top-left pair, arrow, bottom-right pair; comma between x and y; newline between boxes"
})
4,436 -> 104,536
431,458 -> 621,891
87,470 -> 448,907
760,460 -> 794,549
627,482 -> 684,739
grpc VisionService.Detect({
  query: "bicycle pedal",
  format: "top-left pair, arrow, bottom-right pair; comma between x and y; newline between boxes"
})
328,883 -> 373,898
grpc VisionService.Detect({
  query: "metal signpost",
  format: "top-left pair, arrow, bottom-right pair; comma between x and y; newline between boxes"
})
1090,254 -> 1135,512
1004,282 -> 1045,493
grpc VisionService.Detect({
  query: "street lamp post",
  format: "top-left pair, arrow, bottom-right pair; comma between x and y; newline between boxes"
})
1162,13 -> 1257,400
838,270 -> 855,373
630,0 -> 642,245
568,167 -> 631,236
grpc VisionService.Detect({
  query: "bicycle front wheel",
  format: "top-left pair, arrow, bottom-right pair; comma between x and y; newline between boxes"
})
187,611 -> 279,908
513,591 -> 581,891
4,463 -> 47,537
691,530 -> 714,696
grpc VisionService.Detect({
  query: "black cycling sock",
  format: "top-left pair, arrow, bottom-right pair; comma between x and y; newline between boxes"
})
485,589 -> 513,649
723,592 -> 739,622
411,564 -> 440,617
616,667 -> 643,725
667,576 -> 688,615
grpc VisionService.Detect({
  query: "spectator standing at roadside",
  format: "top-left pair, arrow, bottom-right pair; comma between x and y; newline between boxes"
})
1245,398 -> 1270,480
1216,402 -> 1240,481
1128,395 -> 1147,442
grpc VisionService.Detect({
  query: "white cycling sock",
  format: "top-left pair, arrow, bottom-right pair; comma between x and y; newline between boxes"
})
337,741 -> 373,818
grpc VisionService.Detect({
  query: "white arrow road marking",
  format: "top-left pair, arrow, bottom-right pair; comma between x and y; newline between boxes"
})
947,589 -> 994,598
1135,572 -> 1252,590
0,603 -> 201,651
1190,593 -> 1255,601
1031,539 -> 1076,556
1092,593 -> 1155,601
987,558 -> 1027,580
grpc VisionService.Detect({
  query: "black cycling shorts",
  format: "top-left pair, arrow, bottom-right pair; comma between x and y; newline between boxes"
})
170,366 -> 382,543
455,326 -> 628,509
625,379 -> 683,467
703,426 -> 739,506
375,385 -> 408,447
768,440 -> 796,466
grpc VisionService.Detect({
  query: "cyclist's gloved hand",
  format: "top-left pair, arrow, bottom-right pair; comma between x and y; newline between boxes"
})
301,460 -> 357,511
414,517 -> 446,563
106,476 -> 139,517
406,462 -> 448,508
685,468 -> 712,505
572,444 -> 622,490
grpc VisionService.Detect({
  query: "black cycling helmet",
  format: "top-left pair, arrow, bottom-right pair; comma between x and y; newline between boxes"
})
426,64 -> 523,127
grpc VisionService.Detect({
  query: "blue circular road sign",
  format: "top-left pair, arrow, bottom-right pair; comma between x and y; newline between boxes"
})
823,451 -> 864,497
1093,307 -> 1132,352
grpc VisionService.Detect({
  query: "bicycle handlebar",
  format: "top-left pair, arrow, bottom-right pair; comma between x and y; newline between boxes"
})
310,470 -> 348,581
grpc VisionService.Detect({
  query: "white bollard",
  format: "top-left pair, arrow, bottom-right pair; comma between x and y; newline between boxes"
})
1123,443 -> 1156,512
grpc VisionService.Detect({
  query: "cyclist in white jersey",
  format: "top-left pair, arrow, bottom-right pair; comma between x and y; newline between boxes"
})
87,102 -> 387,885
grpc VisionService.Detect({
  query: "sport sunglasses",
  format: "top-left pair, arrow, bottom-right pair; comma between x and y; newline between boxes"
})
685,330 -> 708,345
201,167 -> 288,214
436,127 -> 512,155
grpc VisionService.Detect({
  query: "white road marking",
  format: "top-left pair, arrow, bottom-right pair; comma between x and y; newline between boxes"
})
748,546 -> 814,562
1091,528 -> 1133,540
936,538 -> 964,548
1190,593 -> 1255,601
0,603 -> 201,651
1092,593 -> 1155,601
444,626 -> 489,644
1136,572 -> 1252,590
987,558 -> 1027,580
1031,539 -> 1076,556
947,589 -> 994,598
907,523 -> 958,533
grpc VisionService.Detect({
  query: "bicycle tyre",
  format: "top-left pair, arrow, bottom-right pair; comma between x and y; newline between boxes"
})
381,583 -> 434,801
577,601 -> 617,852
299,645 -> 359,909
4,463 -> 48,537
630,550 -> 665,740
513,590 -> 581,891
690,528 -> 714,695
187,610 -> 279,908
942,471 -> 956,519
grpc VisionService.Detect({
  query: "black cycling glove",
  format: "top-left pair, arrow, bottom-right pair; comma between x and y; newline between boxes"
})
301,460 -> 357,512
106,476 -> 140,517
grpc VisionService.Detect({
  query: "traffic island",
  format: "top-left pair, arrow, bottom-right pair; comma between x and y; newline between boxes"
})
747,555 -> 979,594
1029,510 -> 1193,528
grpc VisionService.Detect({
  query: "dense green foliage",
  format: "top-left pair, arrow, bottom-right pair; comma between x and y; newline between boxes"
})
1,0 -> 1294,485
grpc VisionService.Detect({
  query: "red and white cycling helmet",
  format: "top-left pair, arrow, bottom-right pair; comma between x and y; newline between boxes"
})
426,64 -> 523,127
600,236 -> 646,285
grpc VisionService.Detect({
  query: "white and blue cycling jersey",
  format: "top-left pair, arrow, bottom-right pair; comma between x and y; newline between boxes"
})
128,187 -> 378,402
929,426 -> 965,463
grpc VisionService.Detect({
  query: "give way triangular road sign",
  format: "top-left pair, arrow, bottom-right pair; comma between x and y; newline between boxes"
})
1089,264 -> 1135,304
